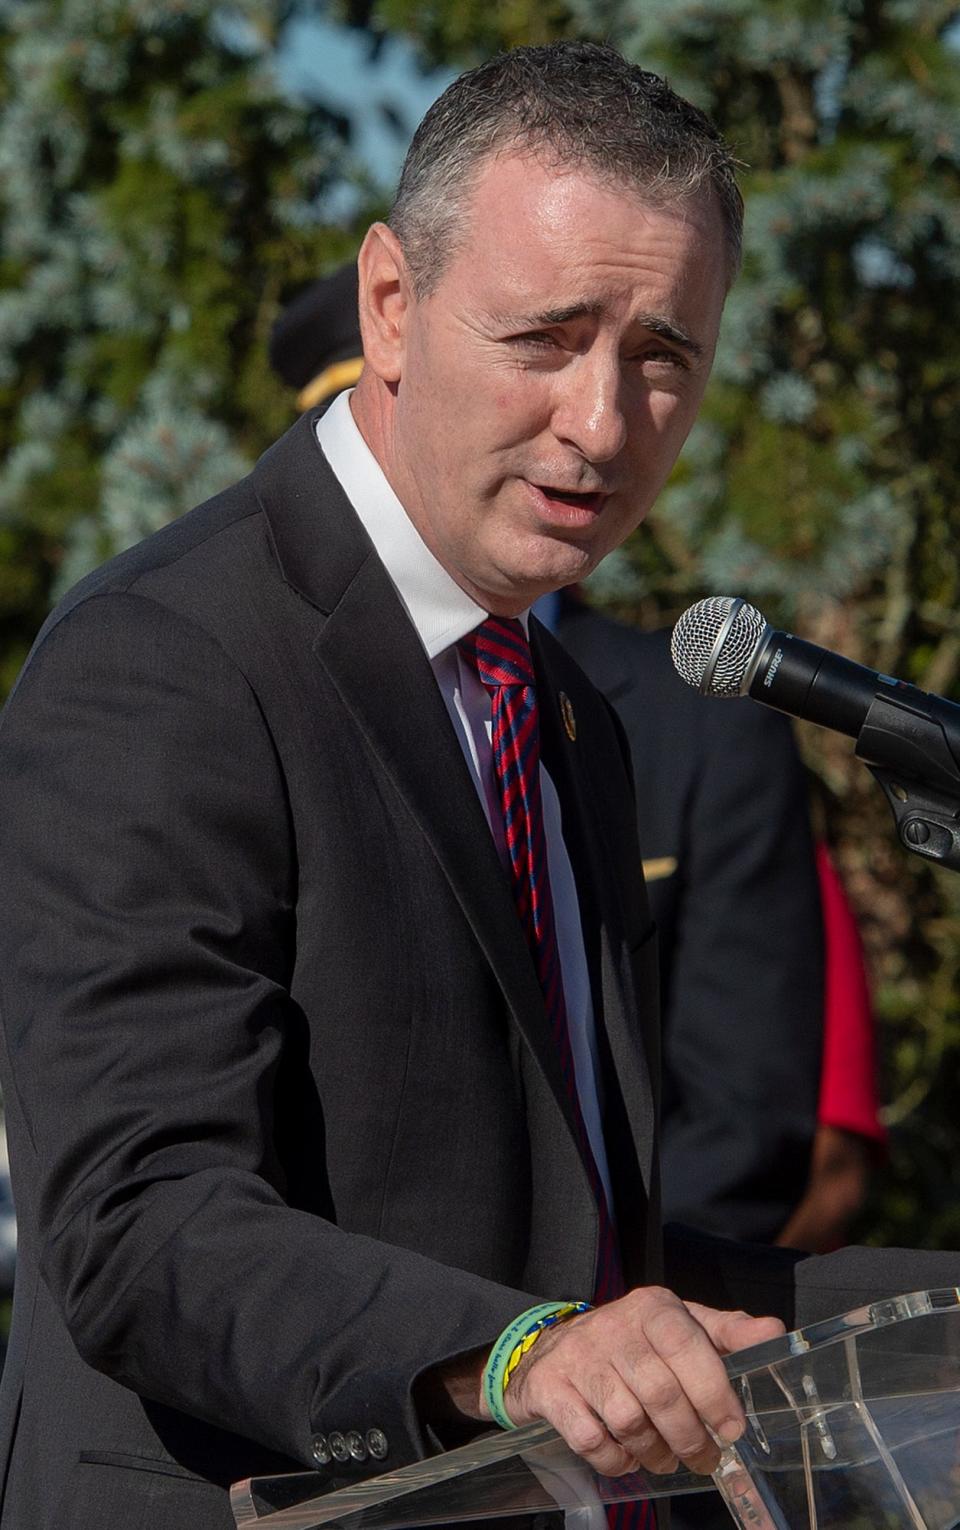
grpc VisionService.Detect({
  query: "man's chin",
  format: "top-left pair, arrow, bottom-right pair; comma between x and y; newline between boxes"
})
531,543 -> 605,593
484,562 -> 596,614
461,523 -> 610,611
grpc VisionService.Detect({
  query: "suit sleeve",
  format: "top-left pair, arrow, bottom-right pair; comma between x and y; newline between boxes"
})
0,591 -> 534,1467
658,700 -> 824,1243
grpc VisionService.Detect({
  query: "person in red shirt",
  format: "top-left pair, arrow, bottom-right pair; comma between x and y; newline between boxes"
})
777,844 -> 886,1253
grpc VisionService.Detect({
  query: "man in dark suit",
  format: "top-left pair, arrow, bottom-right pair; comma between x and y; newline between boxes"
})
0,43 -> 784,1529
272,270 -> 825,1251
0,39 -> 955,1530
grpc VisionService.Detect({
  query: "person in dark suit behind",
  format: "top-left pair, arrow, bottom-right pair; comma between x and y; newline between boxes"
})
548,595 -> 824,1242
272,268 -> 827,1249
553,602 -> 888,1256
0,40 -> 954,1530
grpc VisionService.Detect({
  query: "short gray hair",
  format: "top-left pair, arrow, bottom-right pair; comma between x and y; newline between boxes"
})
390,41 -> 743,295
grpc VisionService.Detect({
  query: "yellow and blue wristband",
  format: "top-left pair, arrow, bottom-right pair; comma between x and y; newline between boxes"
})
482,1301 -> 592,1430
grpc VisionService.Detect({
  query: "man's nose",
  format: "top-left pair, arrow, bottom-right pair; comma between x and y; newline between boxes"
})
551,353 -> 628,463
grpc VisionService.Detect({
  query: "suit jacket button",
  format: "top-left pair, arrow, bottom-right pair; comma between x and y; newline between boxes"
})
344,1429 -> 367,1461
328,1431 -> 350,1463
366,1427 -> 389,1460
311,1434 -> 331,1467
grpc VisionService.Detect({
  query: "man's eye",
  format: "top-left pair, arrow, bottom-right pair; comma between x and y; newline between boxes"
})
638,348 -> 689,370
508,332 -> 560,350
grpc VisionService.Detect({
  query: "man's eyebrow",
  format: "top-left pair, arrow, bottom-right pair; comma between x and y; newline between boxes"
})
634,313 -> 704,359
532,301 -> 606,326
498,303 -> 705,359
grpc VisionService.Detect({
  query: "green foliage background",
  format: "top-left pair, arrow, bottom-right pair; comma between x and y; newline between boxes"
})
0,0 -> 371,691
3,0 -> 960,1250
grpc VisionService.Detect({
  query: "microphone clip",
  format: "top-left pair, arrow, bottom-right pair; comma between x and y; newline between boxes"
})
857,689 -> 960,872
868,767 -> 960,872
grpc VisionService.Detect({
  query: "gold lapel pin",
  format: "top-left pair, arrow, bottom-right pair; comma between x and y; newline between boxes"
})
642,856 -> 678,883
559,691 -> 577,742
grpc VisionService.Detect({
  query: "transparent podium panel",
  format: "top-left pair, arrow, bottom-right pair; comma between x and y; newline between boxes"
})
231,1287 -> 960,1530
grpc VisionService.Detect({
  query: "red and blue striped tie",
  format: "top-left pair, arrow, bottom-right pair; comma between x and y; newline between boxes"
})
459,616 -> 654,1529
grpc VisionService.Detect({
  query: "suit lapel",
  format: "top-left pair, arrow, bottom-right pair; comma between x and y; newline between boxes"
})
251,414 -> 591,1168
532,619 -> 657,1197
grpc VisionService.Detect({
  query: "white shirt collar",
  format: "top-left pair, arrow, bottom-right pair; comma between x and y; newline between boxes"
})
315,390 -> 495,659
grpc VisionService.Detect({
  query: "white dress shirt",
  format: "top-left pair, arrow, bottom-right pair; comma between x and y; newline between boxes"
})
315,391 -> 614,1213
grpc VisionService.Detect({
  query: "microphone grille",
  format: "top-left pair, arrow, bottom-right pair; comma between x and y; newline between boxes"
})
671,596 -> 767,697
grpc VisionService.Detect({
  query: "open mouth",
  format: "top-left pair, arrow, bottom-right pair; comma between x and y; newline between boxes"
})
535,486 -> 606,512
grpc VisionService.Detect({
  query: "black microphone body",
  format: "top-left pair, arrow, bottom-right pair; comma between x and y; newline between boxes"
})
747,631 -> 878,738
746,628 -> 960,795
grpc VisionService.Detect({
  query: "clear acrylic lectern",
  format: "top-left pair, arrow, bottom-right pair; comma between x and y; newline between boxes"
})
231,1286 -> 960,1530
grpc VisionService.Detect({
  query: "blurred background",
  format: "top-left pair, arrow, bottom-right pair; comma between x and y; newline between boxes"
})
1,0 -> 959,1280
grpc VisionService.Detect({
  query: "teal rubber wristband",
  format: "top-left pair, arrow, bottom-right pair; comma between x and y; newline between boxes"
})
482,1302 -> 581,1431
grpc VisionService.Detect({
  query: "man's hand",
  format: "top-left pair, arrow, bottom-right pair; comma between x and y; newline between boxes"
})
497,1288 -> 783,1478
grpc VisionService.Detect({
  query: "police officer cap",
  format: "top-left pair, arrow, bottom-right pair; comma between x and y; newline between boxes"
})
269,262 -> 362,408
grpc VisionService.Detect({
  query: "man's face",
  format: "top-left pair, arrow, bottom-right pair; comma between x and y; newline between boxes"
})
371,151 -> 729,614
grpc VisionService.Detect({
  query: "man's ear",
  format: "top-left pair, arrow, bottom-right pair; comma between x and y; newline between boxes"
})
357,223 -> 411,384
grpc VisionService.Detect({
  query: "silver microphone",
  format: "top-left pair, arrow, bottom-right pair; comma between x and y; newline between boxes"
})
670,596 -> 769,698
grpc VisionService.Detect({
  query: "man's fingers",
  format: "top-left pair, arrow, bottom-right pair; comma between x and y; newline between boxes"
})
687,1301 -> 786,1356
608,1354 -> 721,1476
533,1364 -> 710,1479
618,1292 -> 746,1448
509,1361 -> 659,1477
540,1383 -> 642,1477
591,1374 -> 680,1476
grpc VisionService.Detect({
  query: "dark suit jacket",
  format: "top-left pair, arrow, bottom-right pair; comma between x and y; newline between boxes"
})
555,603 -> 824,1242
0,412 -> 664,1529
1,413 -> 953,1530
